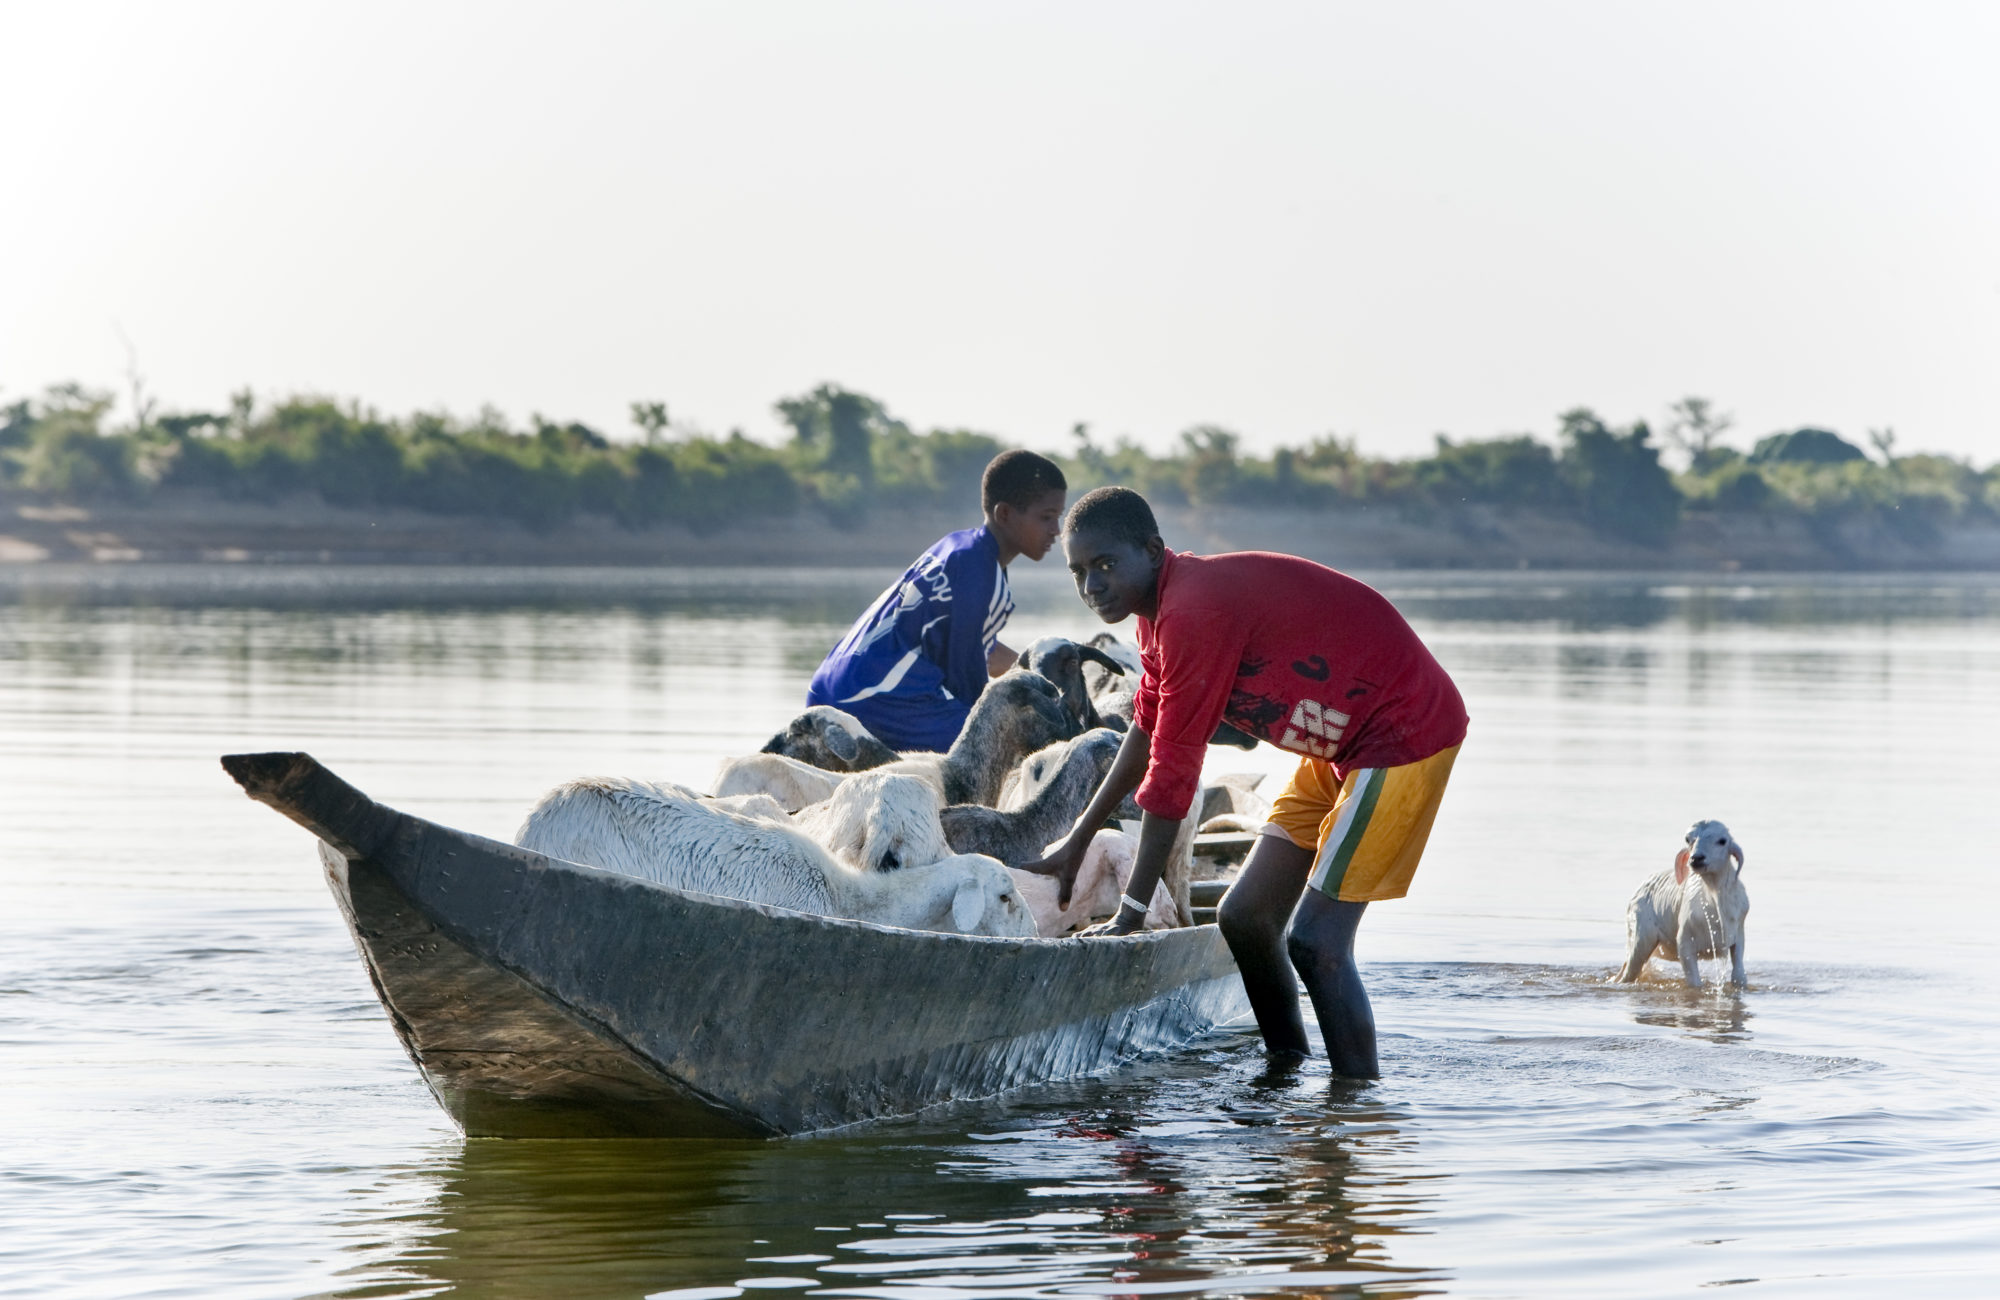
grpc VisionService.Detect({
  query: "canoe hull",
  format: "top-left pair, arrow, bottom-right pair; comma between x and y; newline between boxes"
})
229,752 -> 1251,1138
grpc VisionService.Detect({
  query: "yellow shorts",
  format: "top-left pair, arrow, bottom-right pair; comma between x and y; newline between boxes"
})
1264,744 -> 1460,902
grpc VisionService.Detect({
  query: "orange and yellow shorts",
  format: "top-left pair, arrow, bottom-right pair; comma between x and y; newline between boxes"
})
1263,743 -> 1461,902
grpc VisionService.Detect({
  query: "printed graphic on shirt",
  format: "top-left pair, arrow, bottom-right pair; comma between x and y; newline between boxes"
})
1278,695 -> 1352,758
1292,655 -> 1331,682
853,552 -> 951,657
1227,687 -> 1289,735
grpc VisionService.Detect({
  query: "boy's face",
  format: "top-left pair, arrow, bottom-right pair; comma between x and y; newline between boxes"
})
991,488 -> 1066,562
1064,526 -> 1164,623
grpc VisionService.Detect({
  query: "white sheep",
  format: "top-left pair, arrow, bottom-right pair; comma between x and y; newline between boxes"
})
790,770 -> 950,873
1618,819 -> 1749,989
1006,829 -> 1177,935
516,776 -> 1035,937
712,752 -> 848,812
703,791 -> 793,823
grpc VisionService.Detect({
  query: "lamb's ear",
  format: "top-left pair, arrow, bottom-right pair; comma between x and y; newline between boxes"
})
1079,646 -> 1127,676
1728,841 -> 1744,871
826,725 -> 859,764
1674,848 -> 1690,885
951,878 -> 984,933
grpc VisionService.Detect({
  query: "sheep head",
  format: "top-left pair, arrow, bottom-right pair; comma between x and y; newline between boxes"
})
1675,819 -> 1743,885
1020,636 -> 1128,731
759,705 -> 898,772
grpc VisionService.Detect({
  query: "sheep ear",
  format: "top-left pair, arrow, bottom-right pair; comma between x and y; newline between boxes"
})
951,878 -> 984,932
1728,841 -> 1744,871
826,726 -> 859,763
1079,646 -> 1127,676
1674,848 -> 1690,885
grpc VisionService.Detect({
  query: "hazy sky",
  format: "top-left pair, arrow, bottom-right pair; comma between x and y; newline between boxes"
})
4,1 -> 1996,463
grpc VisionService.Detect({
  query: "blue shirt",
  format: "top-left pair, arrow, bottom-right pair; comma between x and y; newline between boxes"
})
807,526 -> 1014,751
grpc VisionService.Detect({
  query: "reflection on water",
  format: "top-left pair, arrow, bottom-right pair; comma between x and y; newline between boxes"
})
3,567 -> 1999,1298
357,1033 -> 1445,1300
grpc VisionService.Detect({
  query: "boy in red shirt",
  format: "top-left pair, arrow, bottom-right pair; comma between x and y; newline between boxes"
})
1022,487 -> 1467,1077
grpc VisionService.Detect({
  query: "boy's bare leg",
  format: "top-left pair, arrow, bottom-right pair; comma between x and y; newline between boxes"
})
1288,892 -> 1377,1079
1216,834 -> 1314,1057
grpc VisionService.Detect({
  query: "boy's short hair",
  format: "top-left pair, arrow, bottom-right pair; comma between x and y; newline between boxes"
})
1064,485 -> 1159,547
982,450 -> 1067,513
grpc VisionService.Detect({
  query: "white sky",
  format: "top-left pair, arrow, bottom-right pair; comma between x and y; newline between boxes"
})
3,1 -> 1996,463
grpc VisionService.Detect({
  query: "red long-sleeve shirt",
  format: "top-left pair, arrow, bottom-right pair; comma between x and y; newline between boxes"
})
1132,549 -> 1468,819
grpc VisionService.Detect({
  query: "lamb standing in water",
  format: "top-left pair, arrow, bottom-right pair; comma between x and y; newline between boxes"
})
516,776 -> 1034,937
1618,819 -> 1749,989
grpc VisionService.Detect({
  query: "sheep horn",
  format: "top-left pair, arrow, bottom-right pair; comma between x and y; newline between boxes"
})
1078,646 -> 1127,676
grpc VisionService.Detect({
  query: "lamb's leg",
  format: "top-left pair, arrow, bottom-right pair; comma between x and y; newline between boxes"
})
1680,951 -> 1703,989
1730,933 -> 1746,987
1617,926 -> 1654,983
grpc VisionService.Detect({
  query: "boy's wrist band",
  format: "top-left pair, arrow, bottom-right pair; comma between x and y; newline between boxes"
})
1120,893 -> 1148,915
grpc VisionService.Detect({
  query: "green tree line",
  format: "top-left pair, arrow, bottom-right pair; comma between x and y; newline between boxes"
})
3,381 -> 1995,546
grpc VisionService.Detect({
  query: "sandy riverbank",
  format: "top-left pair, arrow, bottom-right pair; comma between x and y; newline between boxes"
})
4,490 -> 1999,570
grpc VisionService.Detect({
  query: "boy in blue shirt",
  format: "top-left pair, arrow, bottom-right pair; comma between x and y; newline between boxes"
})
808,451 -> 1068,752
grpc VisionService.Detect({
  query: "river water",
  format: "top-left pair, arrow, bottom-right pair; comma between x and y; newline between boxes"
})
2,564 -> 1996,1299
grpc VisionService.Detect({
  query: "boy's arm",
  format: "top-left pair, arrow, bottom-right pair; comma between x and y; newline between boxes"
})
1015,723 -> 1151,904
1079,807 -> 1182,936
1131,605 -> 1246,821
988,643 -> 1016,676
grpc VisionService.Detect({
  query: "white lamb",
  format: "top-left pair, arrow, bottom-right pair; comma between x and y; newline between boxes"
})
516,776 -> 1034,937
703,791 -> 792,823
711,752 -> 847,812
1006,829 -> 1177,936
789,770 -> 951,873
1618,819 -> 1749,989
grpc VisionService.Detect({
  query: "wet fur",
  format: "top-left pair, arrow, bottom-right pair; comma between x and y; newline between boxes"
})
1619,819 -> 1748,988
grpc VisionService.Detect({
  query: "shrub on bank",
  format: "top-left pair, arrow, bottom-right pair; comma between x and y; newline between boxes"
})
3,380 -> 1992,548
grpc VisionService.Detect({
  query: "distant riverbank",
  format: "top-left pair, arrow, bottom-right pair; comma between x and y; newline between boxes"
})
6,489 -> 1999,571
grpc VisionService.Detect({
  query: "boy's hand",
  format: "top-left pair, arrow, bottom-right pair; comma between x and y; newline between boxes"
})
1014,837 -> 1087,909
1078,911 -> 1144,938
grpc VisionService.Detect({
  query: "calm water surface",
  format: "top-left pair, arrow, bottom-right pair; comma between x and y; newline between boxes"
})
2,564 -> 1997,1299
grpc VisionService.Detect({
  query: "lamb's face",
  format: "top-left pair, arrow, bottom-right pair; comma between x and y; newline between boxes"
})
799,772 -> 950,872
1013,728 -> 1120,807
1004,671 -> 1082,746
762,706 -> 866,768
1683,819 -> 1743,879
945,854 -> 1038,936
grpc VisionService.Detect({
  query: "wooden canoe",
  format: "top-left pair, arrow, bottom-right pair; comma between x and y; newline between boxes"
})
221,752 -> 1251,1138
